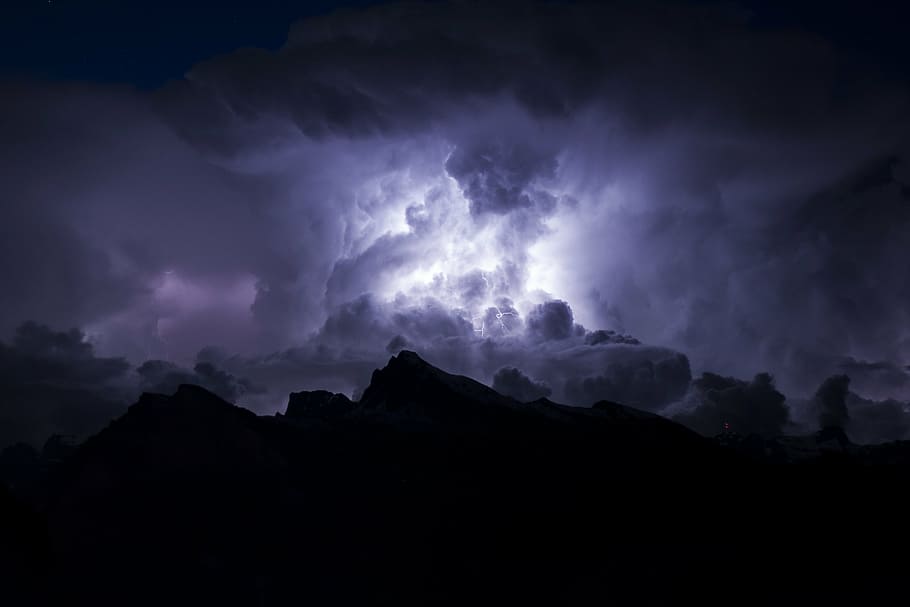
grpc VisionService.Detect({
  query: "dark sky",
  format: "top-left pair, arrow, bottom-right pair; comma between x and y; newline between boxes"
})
1,0 -> 909,447
0,0 -> 386,86
2,1 -> 908,86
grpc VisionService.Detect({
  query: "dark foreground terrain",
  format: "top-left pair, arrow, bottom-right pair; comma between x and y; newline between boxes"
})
2,351 -> 909,605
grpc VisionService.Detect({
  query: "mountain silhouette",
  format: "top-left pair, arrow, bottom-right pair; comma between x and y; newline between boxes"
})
2,351 -> 909,605
294,351 -> 715,444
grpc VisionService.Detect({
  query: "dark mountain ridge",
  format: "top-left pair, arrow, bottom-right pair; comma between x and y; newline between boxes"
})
2,351 -> 909,605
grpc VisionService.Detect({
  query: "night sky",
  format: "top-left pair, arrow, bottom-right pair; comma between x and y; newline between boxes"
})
2,0 -> 910,446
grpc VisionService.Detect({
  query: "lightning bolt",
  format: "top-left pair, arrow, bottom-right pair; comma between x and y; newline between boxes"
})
472,313 -> 486,337
494,307 -> 515,332
470,271 -> 517,338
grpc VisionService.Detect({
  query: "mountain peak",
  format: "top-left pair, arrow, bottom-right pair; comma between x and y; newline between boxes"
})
174,383 -> 225,402
390,350 -> 426,365
358,350 -> 516,415
130,383 -> 238,419
380,350 -> 447,379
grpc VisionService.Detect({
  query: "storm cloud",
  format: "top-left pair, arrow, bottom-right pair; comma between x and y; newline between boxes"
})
564,351 -> 692,410
2,1 -> 909,443
815,374 -> 851,430
492,367 -> 552,403
0,323 -> 132,447
136,358 -> 265,403
672,372 -> 790,438
845,392 -> 910,444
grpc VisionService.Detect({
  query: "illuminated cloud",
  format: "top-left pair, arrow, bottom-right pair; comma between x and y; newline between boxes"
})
1,1 -> 909,446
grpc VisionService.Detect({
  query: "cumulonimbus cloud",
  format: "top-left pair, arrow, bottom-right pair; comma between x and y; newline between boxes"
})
1,1 -> 909,445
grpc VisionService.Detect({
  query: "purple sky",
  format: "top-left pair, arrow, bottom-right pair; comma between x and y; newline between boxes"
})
2,1 -> 909,445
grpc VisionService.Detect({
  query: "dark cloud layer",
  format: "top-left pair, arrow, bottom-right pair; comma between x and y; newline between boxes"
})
815,374 -> 851,430
2,1 -> 910,444
0,321 -> 273,447
845,393 -> 910,444
673,372 -> 790,438
585,330 -> 641,346
136,359 -> 265,403
837,357 -> 910,401
445,142 -> 558,216
564,352 -> 692,410
0,323 -> 131,447
526,300 -> 581,342
492,367 -> 552,402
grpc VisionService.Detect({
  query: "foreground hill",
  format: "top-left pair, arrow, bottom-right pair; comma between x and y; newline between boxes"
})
3,351 -> 909,605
